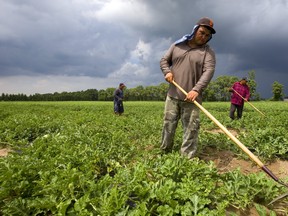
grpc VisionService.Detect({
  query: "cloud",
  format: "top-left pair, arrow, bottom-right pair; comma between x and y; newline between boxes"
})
0,0 -> 287,98
91,0 -> 153,25
0,75 -> 120,95
108,39 -> 165,87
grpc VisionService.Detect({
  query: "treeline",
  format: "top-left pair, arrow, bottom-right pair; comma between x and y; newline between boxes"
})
0,83 -> 169,102
1,73 -> 284,101
0,89 -> 99,101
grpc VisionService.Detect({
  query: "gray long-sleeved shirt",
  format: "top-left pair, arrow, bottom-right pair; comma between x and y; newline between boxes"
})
160,41 -> 216,103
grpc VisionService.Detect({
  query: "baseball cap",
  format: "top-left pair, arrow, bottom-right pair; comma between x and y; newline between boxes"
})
196,17 -> 216,34
119,83 -> 126,87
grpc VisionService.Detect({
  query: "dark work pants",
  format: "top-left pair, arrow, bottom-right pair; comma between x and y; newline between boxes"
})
114,101 -> 124,114
230,103 -> 244,120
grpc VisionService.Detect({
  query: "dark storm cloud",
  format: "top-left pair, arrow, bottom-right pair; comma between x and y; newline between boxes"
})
0,0 -> 136,77
0,0 -> 287,97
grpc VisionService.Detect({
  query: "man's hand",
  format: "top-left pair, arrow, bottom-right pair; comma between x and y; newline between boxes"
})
165,72 -> 174,83
185,90 -> 199,101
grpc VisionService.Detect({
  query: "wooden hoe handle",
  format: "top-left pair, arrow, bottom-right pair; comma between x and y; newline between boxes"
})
232,88 -> 265,117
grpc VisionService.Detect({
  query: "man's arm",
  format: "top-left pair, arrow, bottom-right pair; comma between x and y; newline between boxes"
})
192,47 -> 216,93
160,44 -> 174,82
114,89 -> 121,100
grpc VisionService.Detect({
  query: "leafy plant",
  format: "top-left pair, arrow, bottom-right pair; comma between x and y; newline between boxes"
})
0,101 -> 287,215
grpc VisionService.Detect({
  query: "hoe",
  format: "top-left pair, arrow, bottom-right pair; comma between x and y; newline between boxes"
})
231,88 -> 265,117
172,80 -> 288,205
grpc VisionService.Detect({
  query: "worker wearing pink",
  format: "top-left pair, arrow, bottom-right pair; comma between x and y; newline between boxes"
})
229,77 -> 250,119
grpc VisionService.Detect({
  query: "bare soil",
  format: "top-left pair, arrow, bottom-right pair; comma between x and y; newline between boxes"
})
0,148 -> 11,157
203,128 -> 288,177
200,146 -> 288,179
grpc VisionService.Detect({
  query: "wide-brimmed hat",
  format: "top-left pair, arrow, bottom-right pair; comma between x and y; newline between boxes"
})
196,17 -> 216,34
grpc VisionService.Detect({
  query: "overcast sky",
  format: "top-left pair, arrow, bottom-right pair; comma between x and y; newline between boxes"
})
0,0 -> 287,98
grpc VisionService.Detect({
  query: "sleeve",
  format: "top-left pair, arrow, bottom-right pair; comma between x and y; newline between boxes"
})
230,83 -> 236,92
192,47 -> 216,93
160,44 -> 174,76
114,89 -> 120,99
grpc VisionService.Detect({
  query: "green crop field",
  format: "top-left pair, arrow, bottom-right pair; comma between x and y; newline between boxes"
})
0,101 -> 287,215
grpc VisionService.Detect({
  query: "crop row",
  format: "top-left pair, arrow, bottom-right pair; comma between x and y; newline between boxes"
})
0,101 -> 287,215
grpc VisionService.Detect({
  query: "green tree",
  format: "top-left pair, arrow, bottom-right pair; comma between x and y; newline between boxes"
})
106,88 -> 116,101
272,81 -> 284,101
84,89 -> 98,101
126,85 -> 145,101
157,83 -> 169,101
98,89 -> 107,101
144,86 -> 158,100
203,75 -> 238,101
203,72 -> 262,101
247,70 -> 260,100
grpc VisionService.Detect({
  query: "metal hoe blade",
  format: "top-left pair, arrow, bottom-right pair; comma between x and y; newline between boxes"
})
268,192 -> 288,205
268,179 -> 288,205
